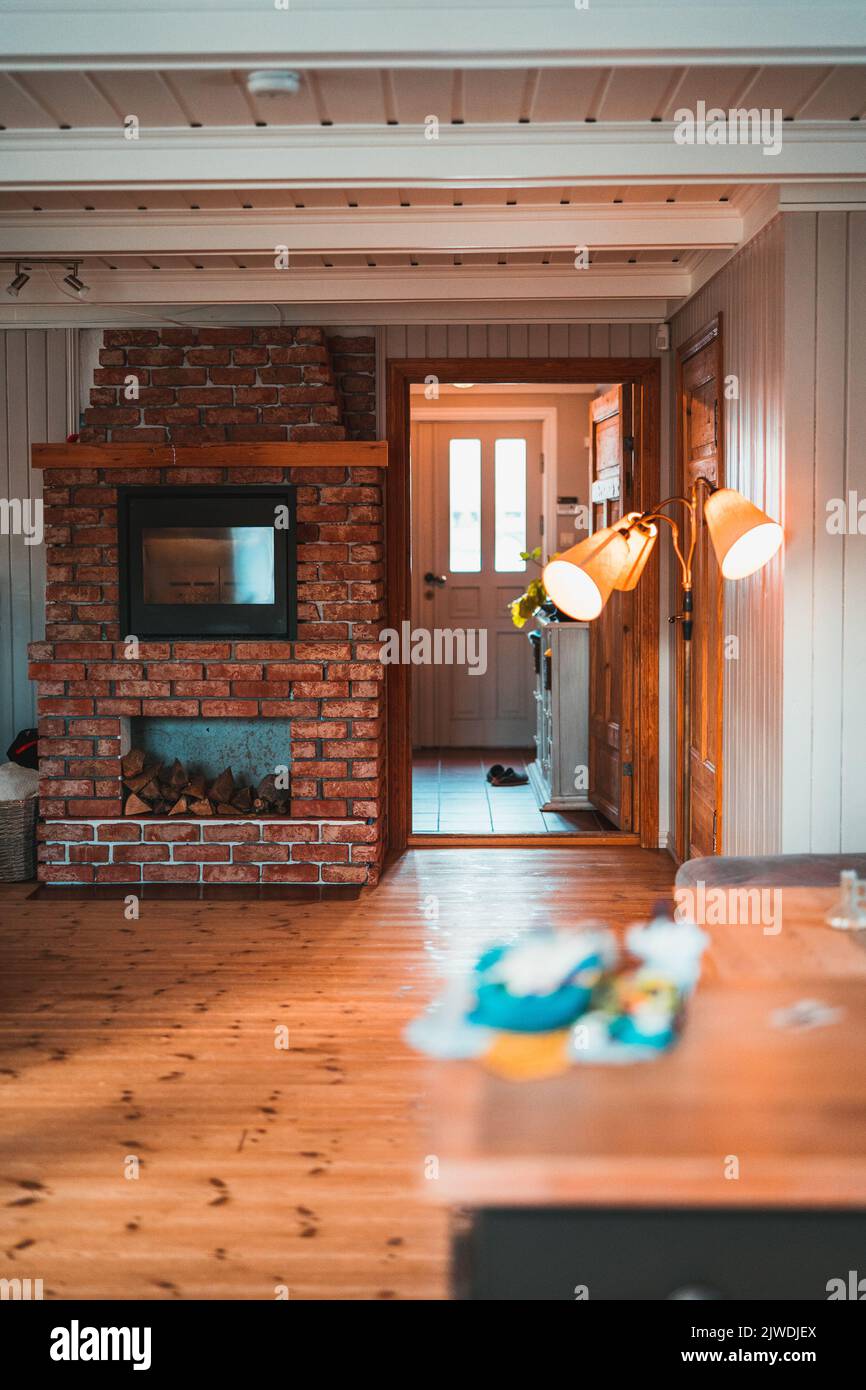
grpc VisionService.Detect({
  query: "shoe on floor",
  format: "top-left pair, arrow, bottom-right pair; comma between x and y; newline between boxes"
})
489,767 -> 529,787
485,763 -> 505,783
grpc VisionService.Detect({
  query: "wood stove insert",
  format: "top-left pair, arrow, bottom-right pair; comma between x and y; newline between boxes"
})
118,485 -> 297,639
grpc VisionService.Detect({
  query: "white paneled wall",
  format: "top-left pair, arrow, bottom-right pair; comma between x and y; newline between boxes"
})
783,212 -> 866,853
382,320 -> 674,846
671,220 -> 786,857
0,329 -> 75,755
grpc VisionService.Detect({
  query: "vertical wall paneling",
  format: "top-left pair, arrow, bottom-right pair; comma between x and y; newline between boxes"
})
783,212 -> 866,853
671,221 -> 785,856
0,329 -> 74,755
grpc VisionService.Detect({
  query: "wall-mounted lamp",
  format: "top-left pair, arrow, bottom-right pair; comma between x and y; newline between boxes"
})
542,478 -> 783,858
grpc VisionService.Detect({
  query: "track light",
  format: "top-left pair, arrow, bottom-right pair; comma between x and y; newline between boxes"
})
63,267 -> 89,295
6,264 -> 30,297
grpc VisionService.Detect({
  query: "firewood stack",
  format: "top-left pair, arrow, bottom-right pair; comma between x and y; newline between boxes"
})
120,748 -> 290,817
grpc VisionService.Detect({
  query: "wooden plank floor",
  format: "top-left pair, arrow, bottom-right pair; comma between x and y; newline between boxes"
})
0,847 -> 674,1300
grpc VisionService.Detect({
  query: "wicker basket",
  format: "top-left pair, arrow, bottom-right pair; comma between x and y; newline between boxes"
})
0,795 -> 39,881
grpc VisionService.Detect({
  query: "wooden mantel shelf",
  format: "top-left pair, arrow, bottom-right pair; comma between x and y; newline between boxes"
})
32,440 -> 387,469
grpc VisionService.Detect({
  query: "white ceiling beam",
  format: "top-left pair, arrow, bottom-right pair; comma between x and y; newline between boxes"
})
0,264 -> 692,306
0,297 -> 675,330
0,206 -> 745,258
2,3 -> 864,69
1,124 -> 864,189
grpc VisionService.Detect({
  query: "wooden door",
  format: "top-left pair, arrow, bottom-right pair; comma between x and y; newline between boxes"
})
411,419 -> 543,747
588,386 -> 635,830
677,317 -> 724,859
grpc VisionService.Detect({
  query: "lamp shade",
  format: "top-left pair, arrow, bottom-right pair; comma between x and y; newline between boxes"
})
542,525 -> 631,620
612,514 -> 659,591
703,488 -> 783,579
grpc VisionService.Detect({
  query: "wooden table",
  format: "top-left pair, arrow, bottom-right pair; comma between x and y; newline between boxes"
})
428,888 -> 866,1299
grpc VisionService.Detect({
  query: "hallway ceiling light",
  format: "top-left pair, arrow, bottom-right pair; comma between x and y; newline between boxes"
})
5,264 -> 29,297
246,70 -> 302,97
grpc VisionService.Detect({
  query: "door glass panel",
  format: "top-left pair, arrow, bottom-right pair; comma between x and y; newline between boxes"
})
449,438 -> 482,572
494,438 -> 527,571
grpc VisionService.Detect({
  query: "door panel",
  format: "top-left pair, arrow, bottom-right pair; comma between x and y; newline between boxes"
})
677,318 -> 724,859
411,419 -> 543,747
588,386 -> 634,830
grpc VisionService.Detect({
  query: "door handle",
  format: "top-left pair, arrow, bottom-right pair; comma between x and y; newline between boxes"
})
424,572 -> 447,587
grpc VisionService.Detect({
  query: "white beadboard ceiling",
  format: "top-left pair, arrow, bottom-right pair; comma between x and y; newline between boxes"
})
1,10 -> 864,322
0,64 -> 864,130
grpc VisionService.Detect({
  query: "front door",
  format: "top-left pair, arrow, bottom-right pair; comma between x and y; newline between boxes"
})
411,418 -> 543,747
587,385 -> 635,830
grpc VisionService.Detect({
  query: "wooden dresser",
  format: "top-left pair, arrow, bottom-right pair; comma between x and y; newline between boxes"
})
527,614 -> 593,811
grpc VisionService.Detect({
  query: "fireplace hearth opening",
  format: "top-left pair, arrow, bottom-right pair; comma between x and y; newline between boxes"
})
122,716 -> 292,817
119,485 -> 297,639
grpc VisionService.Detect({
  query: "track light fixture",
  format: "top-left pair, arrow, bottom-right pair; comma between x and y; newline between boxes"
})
2,259 -> 91,298
5,264 -> 30,297
63,266 -> 89,296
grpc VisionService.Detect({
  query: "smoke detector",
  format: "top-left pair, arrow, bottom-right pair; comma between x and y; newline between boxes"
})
246,70 -> 302,98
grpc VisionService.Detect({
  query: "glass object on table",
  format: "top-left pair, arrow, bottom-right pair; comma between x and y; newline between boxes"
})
825,870 -> 866,930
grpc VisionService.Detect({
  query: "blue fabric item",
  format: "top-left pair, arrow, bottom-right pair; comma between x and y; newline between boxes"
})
468,943 -> 598,1033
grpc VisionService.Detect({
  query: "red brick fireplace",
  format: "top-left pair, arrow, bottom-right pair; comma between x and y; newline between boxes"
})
28,326 -> 386,887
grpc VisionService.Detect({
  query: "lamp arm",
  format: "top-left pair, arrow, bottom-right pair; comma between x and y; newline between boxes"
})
627,475 -> 716,591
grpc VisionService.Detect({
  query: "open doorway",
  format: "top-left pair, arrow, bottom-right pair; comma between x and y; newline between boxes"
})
410,385 -> 617,835
386,357 -> 661,851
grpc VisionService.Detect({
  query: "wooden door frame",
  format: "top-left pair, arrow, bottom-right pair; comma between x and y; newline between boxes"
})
674,315 -> 725,863
386,356 -> 662,853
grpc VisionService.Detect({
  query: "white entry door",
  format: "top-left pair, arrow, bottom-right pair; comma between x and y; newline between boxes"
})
411,419 -> 543,747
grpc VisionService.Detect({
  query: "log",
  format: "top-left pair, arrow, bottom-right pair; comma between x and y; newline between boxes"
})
190,798 -> 214,816
124,768 -> 158,794
121,747 -> 147,779
168,796 -> 188,817
167,759 -> 187,790
209,768 -> 235,804
124,792 -> 150,816
232,786 -> 253,812
216,801 -> 238,816
256,773 -> 278,803
185,775 -> 207,800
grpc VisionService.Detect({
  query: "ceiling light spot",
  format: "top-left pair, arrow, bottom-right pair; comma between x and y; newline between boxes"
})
246,70 -> 301,97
